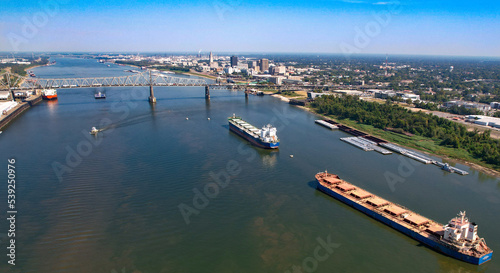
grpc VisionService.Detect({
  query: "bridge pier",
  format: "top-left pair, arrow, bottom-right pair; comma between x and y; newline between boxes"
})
149,85 -> 156,103
205,85 -> 210,100
148,71 -> 156,103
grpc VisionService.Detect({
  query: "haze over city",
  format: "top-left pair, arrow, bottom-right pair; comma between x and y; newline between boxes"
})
1,0 -> 499,56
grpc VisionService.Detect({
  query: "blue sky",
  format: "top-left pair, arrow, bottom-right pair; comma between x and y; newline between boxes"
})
0,0 -> 499,56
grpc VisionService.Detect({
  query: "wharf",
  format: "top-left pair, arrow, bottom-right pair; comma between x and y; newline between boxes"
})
25,94 -> 42,106
0,101 -> 30,130
341,137 -> 392,154
380,143 -> 433,164
0,92 -> 41,131
380,143 -> 469,175
316,118 -> 469,175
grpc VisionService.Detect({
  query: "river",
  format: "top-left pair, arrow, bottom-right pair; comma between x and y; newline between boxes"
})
0,57 -> 499,273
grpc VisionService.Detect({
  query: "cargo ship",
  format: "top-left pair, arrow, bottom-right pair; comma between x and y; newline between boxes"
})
42,89 -> 57,100
228,114 -> 279,149
315,171 -> 493,265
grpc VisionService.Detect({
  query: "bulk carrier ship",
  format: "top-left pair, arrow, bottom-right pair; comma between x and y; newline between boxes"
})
228,114 -> 279,149
315,171 -> 493,265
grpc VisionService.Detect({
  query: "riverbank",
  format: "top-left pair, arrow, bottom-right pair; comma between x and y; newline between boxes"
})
185,70 -> 217,80
24,64 -> 45,72
293,104 -> 500,177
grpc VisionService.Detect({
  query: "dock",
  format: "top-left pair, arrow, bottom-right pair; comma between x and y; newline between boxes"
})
380,143 -> 469,175
315,118 -> 470,175
380,143 -> 433,164
0,101 -> 30,130
341,137 -> 392,154
0,93 -> 42,131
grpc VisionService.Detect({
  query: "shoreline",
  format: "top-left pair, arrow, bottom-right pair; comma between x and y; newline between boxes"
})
24,64 -> 45,72
184,70 -> 217,80
284,101 -> 500,178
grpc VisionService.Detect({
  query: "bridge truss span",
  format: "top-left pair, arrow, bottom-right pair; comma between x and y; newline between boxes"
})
1,71 -> 208,90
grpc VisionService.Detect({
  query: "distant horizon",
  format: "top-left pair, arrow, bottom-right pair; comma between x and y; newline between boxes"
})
1,0 -> 499,57
3,51 -> 500,60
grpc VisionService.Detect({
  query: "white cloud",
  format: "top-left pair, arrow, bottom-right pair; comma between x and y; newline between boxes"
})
373,1 -> 398,5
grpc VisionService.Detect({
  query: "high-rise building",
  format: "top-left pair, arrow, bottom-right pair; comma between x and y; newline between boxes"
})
269,66 -> 285,75
269,66 -> 276,75
260,58 -> 269,73
230,56 -> 238,67
209,52 -> 213,63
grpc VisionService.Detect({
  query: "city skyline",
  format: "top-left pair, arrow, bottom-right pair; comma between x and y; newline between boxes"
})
0,0 -> 499,57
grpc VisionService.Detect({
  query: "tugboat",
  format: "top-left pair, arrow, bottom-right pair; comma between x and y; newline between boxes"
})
94,92 -> 106,99
90,127 -> 99,135
442,163 -> 454,173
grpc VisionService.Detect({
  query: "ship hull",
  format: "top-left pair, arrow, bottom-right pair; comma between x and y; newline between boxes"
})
42,95 -> 57,100
229,122 -> 279,149
316,181 -> 492,265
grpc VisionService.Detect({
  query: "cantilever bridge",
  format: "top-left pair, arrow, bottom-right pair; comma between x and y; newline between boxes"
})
0,71 -> 247,102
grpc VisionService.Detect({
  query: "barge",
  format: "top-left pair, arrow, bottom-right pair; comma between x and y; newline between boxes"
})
315,120 -> 338,130
315,171 -> 492,265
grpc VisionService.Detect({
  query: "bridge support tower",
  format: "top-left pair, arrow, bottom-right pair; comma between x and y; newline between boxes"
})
205,85 -> 210,100
149,85 -> 156,103
148,71 -> 156,103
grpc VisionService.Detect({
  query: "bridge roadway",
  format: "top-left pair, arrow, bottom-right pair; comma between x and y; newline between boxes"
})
0,71 -> 251,102
2,70 -> 326,102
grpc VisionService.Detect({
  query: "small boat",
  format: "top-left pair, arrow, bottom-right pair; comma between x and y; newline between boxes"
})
90,127 -> 99,135
95,92 -> 106,99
